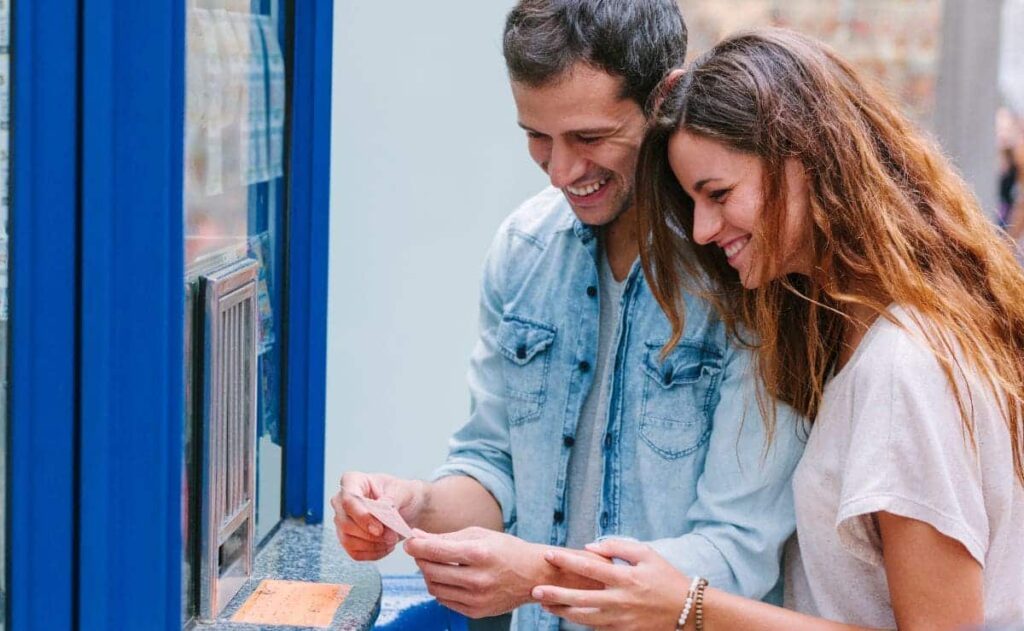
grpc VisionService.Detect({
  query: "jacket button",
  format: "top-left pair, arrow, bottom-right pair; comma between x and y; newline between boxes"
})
604,433 -> 612,448
563,435 -> 575,447
600,512 -> 609,528
578,360 -> 591,373
586,285 -> 597,298
516,344 -> 527,360
663,370 -> 673,385
553,510 -> 565,524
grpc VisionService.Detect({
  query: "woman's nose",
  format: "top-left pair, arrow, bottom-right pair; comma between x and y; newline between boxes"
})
691,202 -> 723,246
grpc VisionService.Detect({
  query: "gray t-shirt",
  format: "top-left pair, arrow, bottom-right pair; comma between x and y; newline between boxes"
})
561,252 -> 625,631
784,305 -> 1024,627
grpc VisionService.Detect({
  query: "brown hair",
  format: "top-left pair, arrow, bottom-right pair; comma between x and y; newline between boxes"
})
503,0 -> 687,114
637,28 -> 1024,484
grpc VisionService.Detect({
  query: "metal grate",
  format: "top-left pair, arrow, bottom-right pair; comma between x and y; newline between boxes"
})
198,259 -> 259,619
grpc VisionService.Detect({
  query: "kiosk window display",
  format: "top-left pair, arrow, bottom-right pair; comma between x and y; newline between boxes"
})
183,0 -> 290,622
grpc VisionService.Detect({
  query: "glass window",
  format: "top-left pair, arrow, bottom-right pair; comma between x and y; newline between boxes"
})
183,0 -> 288,622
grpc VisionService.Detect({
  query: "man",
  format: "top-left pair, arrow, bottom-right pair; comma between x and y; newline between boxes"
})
332,2 -> 804,629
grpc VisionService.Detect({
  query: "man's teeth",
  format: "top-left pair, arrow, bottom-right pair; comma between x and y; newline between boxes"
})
724,237 -> 750,258
567,178 -> 609,197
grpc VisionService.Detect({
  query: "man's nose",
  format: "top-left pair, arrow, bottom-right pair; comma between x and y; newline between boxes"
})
545,141 -> 587,189
691,202 -> 723,246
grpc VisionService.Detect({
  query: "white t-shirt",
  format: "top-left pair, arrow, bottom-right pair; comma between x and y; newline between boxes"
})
784,306 -> 1024,627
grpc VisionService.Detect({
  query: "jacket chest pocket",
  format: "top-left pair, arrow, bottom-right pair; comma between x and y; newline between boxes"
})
639,340 -> 722,459
497,315 -> 556,426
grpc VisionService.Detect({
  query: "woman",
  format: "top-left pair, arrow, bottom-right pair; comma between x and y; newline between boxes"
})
531,29 -> 1024,630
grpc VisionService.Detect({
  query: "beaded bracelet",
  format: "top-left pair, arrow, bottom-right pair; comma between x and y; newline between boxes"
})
694,578 -> 709,631
675,576 -> 702,630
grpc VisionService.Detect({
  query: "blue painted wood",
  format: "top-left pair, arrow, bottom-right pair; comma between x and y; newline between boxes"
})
8,1 -> 78,629
78,1 -> 185,629
284,0 -> 333,523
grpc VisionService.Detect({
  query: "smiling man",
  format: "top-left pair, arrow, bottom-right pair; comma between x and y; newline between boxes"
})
331,2 -> 804,630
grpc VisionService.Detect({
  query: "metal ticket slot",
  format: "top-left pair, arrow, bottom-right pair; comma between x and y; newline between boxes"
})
197,258 -> 259,619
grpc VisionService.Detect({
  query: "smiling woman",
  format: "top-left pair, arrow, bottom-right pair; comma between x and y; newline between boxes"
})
666,136 -> 812,289
565,26 -> 1024,630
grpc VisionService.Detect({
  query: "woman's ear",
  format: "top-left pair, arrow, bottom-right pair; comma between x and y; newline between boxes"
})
649,68 -> 686,119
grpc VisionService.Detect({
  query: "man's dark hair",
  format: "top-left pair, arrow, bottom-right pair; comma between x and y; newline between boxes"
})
503,0 -> 688,113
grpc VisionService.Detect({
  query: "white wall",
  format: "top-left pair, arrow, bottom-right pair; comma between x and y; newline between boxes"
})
325,1 -> 546,573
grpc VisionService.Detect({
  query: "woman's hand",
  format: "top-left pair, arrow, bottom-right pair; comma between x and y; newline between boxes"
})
532,538 -> 691,631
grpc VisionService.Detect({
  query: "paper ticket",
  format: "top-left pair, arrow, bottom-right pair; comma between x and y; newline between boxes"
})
356,496 -> 414,539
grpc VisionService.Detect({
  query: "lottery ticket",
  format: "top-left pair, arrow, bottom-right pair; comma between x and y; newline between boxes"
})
356,496 -> 414,539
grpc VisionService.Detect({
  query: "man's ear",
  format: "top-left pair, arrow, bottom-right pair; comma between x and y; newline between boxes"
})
649,68 -> 685,118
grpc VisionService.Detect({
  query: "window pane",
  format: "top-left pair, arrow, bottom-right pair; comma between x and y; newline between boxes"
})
183,0 -> 287,621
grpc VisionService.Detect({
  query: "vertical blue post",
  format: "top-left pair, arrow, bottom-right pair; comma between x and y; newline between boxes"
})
78,0 -> 185,629
285,0 -> 333,523
8,1 -> 78,629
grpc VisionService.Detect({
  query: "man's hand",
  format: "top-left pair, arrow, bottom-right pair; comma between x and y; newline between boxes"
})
403,527 -> 608,619
534,538 -> 691,630
331,471 -> 428,561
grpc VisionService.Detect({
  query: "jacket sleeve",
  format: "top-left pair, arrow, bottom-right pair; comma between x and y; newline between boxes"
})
647,341 -> 805,600
431,225 -> 518,529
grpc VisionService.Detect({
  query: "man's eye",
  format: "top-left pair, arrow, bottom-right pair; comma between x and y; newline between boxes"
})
527,131 -> 546,140
578,136 -> 602,145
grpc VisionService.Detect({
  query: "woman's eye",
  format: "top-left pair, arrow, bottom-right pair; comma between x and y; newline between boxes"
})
709,188 -> 731,203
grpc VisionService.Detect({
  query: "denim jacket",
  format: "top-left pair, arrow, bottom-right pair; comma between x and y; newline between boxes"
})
434,188 -> 804,630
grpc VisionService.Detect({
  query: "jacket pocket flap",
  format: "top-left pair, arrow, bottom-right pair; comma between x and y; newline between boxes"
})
498,316 -> 556,366
642,340 -> 721,388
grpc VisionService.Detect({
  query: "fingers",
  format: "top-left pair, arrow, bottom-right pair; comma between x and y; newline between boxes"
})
415,559 -> 469,587
544,549 -> 628,587
334,512 -> 395,560
331,493 -> 381,542
416,572 -> 483,618
424,583 -> 475,609
331,472 -> 402,560
341,517 -> 399,547
404,535 -> 481,565
339,485 -> 386,537
532,584 -> 613,609
344,539 -> 395,561
585,538 -> 653,565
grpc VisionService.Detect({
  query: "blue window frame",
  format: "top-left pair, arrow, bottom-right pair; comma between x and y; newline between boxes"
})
284,0 -> 333,525
8,0 -> 78,629
78,0 -> 185,627
7,0 -> 332,627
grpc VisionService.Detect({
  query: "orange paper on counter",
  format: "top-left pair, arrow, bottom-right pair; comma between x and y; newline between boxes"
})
231,579 -> 352,628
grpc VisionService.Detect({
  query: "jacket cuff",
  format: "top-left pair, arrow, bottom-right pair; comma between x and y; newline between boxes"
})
647,533 -> 740,595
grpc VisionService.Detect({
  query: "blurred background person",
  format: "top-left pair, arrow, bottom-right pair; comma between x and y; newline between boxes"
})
997,107 -> 1024,246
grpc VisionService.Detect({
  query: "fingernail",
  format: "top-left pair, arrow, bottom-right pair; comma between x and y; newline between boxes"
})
532,588 -> 544,599
544,551 -> 555,561
370,523 -> 382,536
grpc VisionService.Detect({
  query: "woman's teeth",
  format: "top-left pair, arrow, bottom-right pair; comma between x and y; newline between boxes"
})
566,177 -> 609,197
724,237 -> 750,258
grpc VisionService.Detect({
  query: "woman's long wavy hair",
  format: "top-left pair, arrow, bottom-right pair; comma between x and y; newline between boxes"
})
637,28 -> 1024,484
